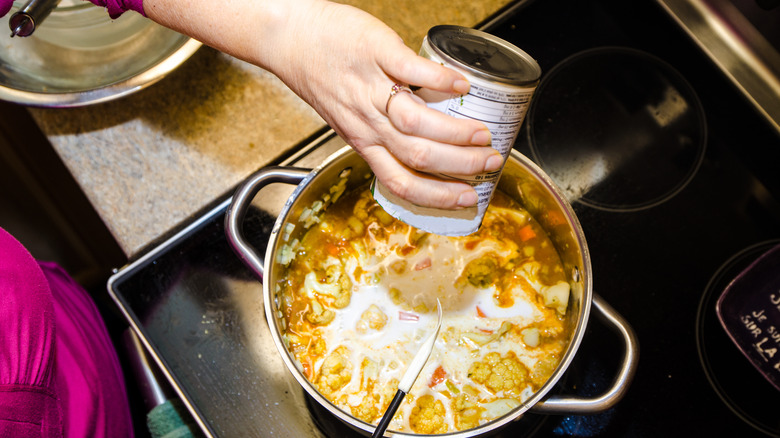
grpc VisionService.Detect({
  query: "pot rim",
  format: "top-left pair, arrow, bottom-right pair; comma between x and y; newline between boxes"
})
259,146 -> 593,436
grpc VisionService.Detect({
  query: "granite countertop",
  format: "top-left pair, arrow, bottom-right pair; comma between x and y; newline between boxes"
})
27,0 -> 514,258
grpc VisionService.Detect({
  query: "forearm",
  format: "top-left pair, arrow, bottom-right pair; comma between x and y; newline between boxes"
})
142,0 -> 493,209
142,0 -> 324,74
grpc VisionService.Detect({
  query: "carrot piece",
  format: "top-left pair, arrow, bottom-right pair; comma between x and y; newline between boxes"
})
519,225 -> 536,241
546,210 -> 567,226
476,306 -> 487,318
325,242 -> 340,256
429,365 -> 447,387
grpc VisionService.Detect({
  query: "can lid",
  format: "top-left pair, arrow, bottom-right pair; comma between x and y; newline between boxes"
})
427,25 -> 541,85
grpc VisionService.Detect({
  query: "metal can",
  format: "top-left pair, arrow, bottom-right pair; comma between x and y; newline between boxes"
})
372,25 -> 541,236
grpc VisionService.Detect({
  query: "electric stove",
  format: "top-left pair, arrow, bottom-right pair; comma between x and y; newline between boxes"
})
109,0 -> 780,436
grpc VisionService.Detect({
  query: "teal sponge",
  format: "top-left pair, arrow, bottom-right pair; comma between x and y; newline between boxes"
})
146,399 -> 203,438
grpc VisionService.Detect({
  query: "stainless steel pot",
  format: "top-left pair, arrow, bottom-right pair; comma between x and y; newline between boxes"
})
225,146 -> 639,437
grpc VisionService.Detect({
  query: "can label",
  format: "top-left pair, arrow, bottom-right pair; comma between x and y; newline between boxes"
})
373,26 -> 540,236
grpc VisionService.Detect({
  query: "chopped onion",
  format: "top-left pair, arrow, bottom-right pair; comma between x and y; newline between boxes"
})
521,327 -> 540,347
481,399 -> 521,418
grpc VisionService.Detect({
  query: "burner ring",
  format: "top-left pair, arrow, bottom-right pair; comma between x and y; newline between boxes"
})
527,47 -> 707,212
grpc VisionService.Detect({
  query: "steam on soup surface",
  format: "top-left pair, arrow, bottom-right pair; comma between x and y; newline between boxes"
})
275,181 -> 571,434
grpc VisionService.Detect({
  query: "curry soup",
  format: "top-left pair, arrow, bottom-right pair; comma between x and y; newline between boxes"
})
274,183 -> 571,434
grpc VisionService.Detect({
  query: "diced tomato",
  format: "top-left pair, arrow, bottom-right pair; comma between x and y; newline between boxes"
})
476,306 -> 487,318
429,365 -> 447,387
518,225 -> 536,242
301,359 -> 313,379
413,257 -> 432,271
398,311 -> 420,321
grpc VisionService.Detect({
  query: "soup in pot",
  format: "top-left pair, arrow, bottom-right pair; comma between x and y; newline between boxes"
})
274,178 -> 572,434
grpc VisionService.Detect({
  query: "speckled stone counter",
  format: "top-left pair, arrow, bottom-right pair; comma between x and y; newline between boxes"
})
27,0 -> 513,257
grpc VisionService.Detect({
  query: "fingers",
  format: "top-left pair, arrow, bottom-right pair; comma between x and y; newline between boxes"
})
380,47 -> 470,95
387,91 -> 491,146
384,134 -> 503,178
381,87 -> 502,178
361,145 -> 479,209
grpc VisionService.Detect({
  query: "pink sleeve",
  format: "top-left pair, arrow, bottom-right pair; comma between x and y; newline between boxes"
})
0,0 -> 145,19
0,228 -> 61,437
43,261 -> 134,438
89,0 -> 146,19
0,227 -> 133,438
0,0 -> 13,17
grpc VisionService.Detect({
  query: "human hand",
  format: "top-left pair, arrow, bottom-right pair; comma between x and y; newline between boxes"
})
265,2 -> 502,209
145,0 -> 502,209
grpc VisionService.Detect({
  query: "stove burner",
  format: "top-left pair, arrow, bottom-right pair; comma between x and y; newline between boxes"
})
696,240 -> 780,437
526,47 -> 707,212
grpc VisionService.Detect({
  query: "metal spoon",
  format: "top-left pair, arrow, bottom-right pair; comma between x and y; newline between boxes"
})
372,299 -> 443,438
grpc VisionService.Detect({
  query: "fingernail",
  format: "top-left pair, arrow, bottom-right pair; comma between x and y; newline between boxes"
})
484,153 -> 504,172
457,190 -> 478,208
453,79 -> 470,94
471,129 -> 491,146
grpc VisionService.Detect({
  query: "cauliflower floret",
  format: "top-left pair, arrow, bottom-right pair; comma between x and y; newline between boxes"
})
541,281 -> 570,315
304,258 -> 353,309
316,346 -> 353,398
325,263 -> 352,308
305,300 -> 335,326
309,337 -> 327,356
460,256 -> 499,288
452,391 -> 484,431
350,359 -> 398,423
409,395 -> 448,434
351,393 -> 381,423
468,352 -> 529,396
352,193 -> 372,220
356,305 -> 387,334
372,207 -> 395,226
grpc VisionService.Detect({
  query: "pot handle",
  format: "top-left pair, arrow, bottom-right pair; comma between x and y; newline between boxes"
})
530,293 -> 639,414
225,166 -> 311,281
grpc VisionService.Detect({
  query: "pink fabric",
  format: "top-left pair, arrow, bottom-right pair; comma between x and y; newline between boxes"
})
0,228 -> 61,437
89,0 -> 146,19
0,0 -> 11,19
0,0 -> 144,19
0,227 -> 133,438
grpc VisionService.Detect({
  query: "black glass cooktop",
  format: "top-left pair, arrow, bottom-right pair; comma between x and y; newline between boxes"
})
109,0 -> 780,436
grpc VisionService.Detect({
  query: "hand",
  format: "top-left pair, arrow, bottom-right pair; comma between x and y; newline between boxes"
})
266,2 -> 502,209
145,0 -> 502,209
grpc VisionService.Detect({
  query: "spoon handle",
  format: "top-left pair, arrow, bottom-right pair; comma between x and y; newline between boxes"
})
371,389 -> 405,438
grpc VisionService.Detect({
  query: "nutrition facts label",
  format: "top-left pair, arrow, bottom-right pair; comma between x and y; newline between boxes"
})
447,84 -> 534,157
430,82 -> 536,205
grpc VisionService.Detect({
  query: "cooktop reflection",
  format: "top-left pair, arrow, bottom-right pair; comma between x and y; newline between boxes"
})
526,47 -> 707,212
